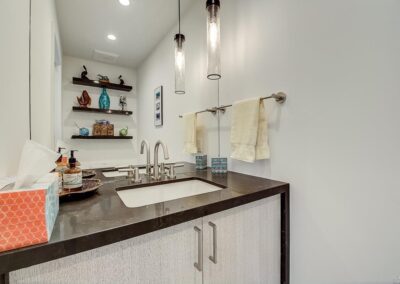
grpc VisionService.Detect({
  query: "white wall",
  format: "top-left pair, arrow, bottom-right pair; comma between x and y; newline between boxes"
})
0,1 -> 30,177
62,55 -> 138,169
137,0 -> 220,165
137,0 -> 400,283
30,0 -> 61,150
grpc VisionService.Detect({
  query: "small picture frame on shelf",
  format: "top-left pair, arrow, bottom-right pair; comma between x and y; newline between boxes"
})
154,86 -> 163,127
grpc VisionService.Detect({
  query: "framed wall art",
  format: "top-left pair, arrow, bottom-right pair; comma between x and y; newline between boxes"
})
154,86 -> 163,127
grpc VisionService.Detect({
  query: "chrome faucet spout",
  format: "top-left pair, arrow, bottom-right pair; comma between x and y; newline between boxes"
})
153,140 -> 169,180
140,140 -> 151,175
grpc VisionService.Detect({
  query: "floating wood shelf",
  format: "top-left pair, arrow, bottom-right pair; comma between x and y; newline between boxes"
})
72,106 -> 133,116
72,77 -> 133,92
71,135 -> 133,140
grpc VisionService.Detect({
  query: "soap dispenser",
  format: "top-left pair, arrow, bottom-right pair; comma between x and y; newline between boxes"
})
63,150 -> 83,191
55,147 -> 68,193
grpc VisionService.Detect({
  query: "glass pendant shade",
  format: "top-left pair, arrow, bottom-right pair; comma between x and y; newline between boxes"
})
206,0 -> 221,80
175,34 -> 186,94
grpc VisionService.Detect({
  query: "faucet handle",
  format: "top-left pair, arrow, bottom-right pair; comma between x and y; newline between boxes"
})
145,164 -> 152,176
119,166 -> 135,179
160,163 -> 166,176
133,167 -> 142,183
168,164 -> 176,179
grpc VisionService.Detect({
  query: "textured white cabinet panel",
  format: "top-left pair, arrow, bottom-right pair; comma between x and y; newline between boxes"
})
203,195 -> 281,284
10,219 -> 202,284
159,219 -> 202,284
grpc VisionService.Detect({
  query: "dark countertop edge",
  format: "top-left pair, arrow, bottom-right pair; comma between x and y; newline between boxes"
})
1,183 -> 288,274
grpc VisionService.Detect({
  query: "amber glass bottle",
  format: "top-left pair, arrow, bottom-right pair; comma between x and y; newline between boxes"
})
63,150 -> 82,191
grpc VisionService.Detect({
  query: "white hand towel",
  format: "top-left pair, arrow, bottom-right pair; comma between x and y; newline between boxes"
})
230,98 -> 270,162
14,140 -> 59,189
183,113 -> 198,154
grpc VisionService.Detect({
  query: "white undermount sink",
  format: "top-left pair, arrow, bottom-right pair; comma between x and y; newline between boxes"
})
116,179 -> 224,208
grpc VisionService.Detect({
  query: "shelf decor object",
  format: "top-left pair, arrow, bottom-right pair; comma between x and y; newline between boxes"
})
93,120 -> 114,136
72,106 -> 132,115
99,88 -> 110,110
81,65 -> 89,80
72,77 -> 133,92
174,0 -> 185,94
76,90 -> 92,107
119,95 -> 127,111
206,0 -> 221,80
71,135 -> 133,140
154,86 -> 163,127
74,122 -> 89,137
119,127 -> 129,137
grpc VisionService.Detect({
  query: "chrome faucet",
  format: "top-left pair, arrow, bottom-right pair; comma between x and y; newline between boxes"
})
153,140 -> 169,180
140,140 -> 151,175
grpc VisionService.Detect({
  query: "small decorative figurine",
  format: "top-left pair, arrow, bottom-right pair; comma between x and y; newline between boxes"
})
97,74 -> 109,84
119,126 -> 128,137
77,90 -> 91,107
75,122 -> 89,136
119,95 -> 127,111
118,75 -> 125,85
81,65 -> 89,80
99,88 -> 110,110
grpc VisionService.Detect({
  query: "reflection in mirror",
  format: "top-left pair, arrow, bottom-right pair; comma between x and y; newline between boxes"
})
31,0 -> 220,169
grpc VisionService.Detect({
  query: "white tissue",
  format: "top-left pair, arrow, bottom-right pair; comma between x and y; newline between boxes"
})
0,176 -> 16,191
14,140 -> 60,189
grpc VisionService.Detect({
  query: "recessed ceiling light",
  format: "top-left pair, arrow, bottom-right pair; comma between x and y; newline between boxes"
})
107,34 -> 117,41
119,0 -> 130,6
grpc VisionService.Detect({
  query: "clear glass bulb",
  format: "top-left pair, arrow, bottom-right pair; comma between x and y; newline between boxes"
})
207,4 -> 221,80
175,34 -> 185,94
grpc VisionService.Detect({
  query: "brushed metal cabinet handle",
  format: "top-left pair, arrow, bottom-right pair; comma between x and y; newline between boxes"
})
194,226 -> 203,272
208,222 -> 217,264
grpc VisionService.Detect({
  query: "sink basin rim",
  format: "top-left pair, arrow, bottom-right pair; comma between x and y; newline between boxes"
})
116,177 -> 226,192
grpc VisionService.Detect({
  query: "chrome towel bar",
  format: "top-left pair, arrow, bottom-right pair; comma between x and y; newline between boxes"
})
178,92 -> 286,118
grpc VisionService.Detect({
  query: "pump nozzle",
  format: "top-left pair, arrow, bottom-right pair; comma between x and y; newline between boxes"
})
69,150 -> 78,165
56,147 -> 66,163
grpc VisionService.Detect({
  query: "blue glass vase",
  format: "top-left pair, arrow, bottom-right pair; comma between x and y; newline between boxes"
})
99,88 -> 110,109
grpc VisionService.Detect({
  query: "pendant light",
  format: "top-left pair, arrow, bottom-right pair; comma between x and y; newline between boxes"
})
175,0 -> 185,94
206,0 -> 221,80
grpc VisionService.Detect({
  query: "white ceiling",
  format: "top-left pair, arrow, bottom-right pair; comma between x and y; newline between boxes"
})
55,0 -> 196,68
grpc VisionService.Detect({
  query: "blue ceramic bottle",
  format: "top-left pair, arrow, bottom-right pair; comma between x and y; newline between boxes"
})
99,88 -> 110,109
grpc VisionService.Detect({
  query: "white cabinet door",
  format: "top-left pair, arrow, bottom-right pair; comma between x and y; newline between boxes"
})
202,196 -> 281,284
159,218 -> 203,284
10,219 -> 202,284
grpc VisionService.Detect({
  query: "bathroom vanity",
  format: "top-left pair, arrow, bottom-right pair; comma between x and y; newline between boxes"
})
0,163 -> 289,284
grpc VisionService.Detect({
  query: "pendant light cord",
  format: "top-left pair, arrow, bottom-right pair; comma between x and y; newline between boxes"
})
178,0 -> 181,34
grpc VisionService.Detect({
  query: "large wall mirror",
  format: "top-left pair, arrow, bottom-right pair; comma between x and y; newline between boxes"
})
29,0 -> 222,169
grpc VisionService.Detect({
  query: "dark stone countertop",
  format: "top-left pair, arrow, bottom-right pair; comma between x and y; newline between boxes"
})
0,163 -> 289,274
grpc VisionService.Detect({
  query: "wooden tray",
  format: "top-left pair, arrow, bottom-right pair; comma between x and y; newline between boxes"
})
82,170 -> 96,179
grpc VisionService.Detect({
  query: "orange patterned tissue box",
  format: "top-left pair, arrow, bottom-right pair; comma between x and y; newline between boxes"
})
0,173 -> 59,252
